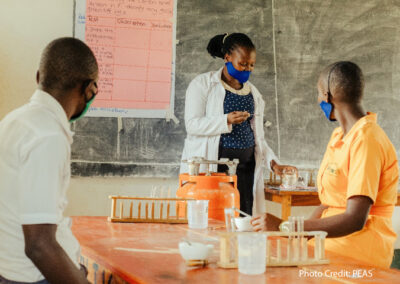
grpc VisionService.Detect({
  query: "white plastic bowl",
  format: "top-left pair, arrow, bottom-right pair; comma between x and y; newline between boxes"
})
234,216 -> 253,232
178,242 -> 214,260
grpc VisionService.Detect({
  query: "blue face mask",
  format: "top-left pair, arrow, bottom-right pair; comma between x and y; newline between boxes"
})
319,101 -> 336,122
225,62 -> 251,83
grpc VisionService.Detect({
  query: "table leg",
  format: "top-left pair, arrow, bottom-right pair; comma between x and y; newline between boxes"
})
80,254 -> 129,284
281,195 -> 292,221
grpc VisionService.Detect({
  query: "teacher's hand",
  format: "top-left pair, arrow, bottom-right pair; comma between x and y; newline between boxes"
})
251,213 -> 282,232
227,111 -> 250,125
270,160 -> 298,177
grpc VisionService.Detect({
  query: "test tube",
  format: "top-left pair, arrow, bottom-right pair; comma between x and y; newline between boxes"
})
320,232 -> 327,260
159,202 -> 164,219
224,208 -> 236,232
120,202 -> 124,218
314,234 -> 321,260
287,217 -> 295,262
297,217 -> 305,261
129,202 -> 133,218
293,217 -> 300,261
302,237 -> 308,261
220,235 -> 231,265
298,217 -> 307,261
287,237 -> 291,262
277,239 -> 281,262
223,208 -> 237,264
289,216 -> 295,232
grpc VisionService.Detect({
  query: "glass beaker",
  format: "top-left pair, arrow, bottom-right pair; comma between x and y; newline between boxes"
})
282,168 -> 298,189
238,233 -> 266,275
187,200 -> 209,229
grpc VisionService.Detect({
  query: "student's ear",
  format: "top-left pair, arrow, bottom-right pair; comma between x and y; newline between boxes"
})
81,80 -> 91,96
322,91 -> 330,103
224,53 -> 231,63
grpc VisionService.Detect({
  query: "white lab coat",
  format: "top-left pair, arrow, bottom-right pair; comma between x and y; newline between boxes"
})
180,67 -> 280,215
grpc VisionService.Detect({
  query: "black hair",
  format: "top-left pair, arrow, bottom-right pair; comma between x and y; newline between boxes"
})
39,37 -> 98,92
207,33 -> 255,59
326,61 -> 364,104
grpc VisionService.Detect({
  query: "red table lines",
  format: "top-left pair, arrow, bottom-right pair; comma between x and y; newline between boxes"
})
86,6 -> 173,21
86,13 -> 171,20
87,43 -> 170,53
112,78 -> 170,83
86,15 -> 172,23
86,23 -> 171,32
113,63 -> 171,70
96,98 -> 170,103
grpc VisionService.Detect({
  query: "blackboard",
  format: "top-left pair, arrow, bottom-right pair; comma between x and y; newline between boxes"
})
71,0 -> 400,177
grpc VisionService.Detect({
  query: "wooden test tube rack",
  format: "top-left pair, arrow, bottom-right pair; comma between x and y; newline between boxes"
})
108,195 -> 193,224
218,231 -> 329,268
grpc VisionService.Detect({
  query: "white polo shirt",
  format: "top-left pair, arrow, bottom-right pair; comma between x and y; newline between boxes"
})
0,90 -> 80,282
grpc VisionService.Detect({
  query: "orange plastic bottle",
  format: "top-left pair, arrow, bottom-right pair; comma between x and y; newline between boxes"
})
176,172 -> 240,221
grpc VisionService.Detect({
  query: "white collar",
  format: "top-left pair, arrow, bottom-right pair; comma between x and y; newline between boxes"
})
220,78 -> 251,96
30,89 -> 74,141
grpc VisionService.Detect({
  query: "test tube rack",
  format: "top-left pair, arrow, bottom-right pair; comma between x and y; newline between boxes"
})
217,231 -> 329,268
182,157 -> 240,176
108,195 -> 193,224
266,169 -> 316,187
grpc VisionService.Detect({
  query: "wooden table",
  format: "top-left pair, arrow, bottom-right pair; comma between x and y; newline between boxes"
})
265,184 -> 400,220
71,216 -> 400,284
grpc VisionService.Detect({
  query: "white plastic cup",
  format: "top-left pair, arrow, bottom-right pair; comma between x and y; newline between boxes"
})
187,200 -> 209,229
238,233 -> 266,275
234,216 -> 253,232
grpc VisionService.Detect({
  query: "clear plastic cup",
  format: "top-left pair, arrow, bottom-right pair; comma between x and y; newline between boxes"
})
238,233 -> 266,275
298,171 -> 310,188
187,200 -> 209,229
282,168 -> 298,189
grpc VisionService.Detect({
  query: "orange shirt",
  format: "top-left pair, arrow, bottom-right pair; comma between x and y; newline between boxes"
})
317,113 -> 398,268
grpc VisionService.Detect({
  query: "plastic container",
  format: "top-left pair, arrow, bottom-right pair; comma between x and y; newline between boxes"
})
187,200 -> 209,229
282,168 -> 298,189
178,241 -> 214,260
238,233 -> 266,275
234,216 -> 253,232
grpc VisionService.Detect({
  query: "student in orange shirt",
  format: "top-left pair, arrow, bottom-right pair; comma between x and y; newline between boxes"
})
251,61 -> 399,268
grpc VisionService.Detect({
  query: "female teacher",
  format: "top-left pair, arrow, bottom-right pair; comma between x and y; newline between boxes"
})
180,33 -> 296,215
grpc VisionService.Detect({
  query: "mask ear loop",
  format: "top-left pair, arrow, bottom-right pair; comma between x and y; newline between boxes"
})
81,80 -> 93,103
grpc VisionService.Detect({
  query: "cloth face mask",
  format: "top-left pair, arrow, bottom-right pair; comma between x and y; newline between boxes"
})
225,62 -> 251,83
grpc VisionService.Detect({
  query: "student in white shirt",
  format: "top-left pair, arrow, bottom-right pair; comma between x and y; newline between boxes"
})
180,33 -> 297,215
0,37 -> 98,284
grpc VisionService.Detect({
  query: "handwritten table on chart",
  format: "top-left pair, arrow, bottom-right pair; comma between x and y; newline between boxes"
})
85,0 -> 175,110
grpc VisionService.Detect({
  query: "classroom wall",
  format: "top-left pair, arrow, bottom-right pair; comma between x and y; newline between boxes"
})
1,0 -> 399,248
0,0 -> 73,116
